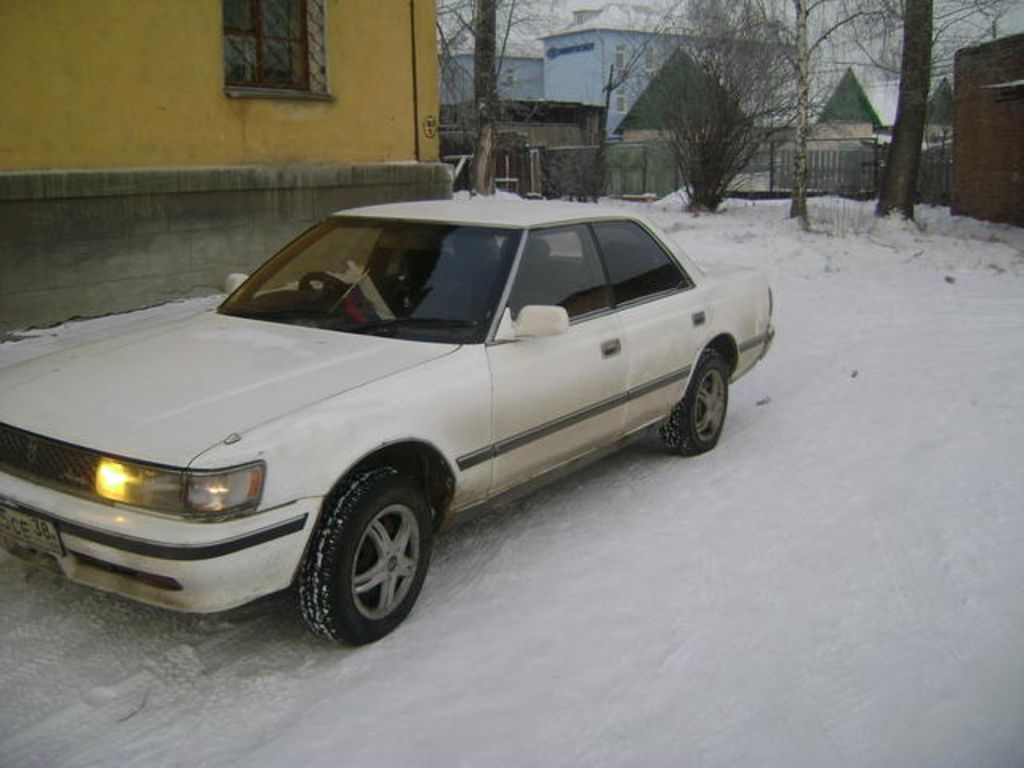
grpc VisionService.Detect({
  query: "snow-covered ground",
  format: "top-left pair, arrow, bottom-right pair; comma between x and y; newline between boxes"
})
2,198 -> 1023,768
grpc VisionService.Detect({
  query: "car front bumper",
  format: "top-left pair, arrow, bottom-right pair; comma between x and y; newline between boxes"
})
0,472 -> 319,613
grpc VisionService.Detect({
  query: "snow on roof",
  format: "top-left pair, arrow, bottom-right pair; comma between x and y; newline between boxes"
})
861,78 -> 900,127
543,2 -> 667,38
336,198 -> 647,229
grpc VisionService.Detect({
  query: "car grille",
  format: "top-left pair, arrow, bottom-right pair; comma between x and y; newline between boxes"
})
0,422 -> 101,497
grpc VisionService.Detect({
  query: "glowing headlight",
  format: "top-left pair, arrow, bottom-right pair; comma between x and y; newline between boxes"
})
94,458 -> 264,520
95,460 -> 132,501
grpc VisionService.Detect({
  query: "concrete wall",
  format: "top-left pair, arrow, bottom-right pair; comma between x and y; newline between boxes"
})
0,0 -> 440,169
0,163 -> 452,332
953,34 -> 1024,226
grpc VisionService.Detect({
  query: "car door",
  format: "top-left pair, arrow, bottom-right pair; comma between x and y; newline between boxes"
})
484,224 -> 628,495
591,220 -> 704,432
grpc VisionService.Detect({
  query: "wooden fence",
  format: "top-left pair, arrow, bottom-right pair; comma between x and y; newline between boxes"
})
447,137 -> 953,206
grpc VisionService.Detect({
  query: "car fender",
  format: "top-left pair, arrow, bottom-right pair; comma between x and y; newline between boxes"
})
188,344 -> 494,515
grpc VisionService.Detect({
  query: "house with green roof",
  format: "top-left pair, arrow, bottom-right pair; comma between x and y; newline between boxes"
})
814,68 -> 884,145
815,69 -> 953,145
820,69 -> 883,125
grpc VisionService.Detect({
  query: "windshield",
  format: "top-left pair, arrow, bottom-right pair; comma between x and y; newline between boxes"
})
220,218 -> 522,343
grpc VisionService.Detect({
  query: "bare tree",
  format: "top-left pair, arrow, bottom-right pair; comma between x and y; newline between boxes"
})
825,0 -> 1012,218
642,0 -> 794,211
472,0 -> 498,195
876,0 -> 933,218
437,0 -> 554,190
751,0 -> 1006,226
766,0 -> 881,229
838,0 -> 1014,78
436,0 -> 553,111
790,0 -> 812,225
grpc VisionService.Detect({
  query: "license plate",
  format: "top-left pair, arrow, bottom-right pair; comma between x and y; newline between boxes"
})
0,503 -> 63,557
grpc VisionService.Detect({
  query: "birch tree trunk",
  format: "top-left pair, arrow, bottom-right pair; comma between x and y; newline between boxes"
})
472,0 -> 497,195
876,0 -> 933,219
789,0 -> 810,229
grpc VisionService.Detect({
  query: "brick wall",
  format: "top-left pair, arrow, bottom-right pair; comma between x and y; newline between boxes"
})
953,34 -> 1024,226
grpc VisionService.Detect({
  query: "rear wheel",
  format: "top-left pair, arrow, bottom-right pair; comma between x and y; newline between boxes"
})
661,350 -> 730,456
298,467 -> 433,644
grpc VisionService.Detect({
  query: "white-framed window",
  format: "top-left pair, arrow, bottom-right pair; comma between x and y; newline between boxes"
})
644,44 -> 656,73
223,0 -> 328,94
615,91 -> 628,113
615,43 -> 626,72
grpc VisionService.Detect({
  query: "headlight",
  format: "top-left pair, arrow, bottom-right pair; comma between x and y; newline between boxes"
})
95,458 -> 264,520
187,466 -> 265,516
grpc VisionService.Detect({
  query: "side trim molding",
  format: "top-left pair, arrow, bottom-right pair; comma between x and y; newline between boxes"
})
738,332 -> 770,354
457,364 -> 692,471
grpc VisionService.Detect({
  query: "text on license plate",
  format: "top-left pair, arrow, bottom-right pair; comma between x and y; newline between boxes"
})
0,504 -> 64,556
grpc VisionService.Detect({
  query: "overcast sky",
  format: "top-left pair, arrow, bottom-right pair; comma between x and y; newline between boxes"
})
1002,5 -> 1024,34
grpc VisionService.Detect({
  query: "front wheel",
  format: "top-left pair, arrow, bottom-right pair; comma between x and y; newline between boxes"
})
661,350 -> 730,456
298,467 -> 433,644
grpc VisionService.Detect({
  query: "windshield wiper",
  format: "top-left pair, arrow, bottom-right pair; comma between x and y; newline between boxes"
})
224,310 -> 477,336
222,308 -> 343,328
350,317 -> 477,336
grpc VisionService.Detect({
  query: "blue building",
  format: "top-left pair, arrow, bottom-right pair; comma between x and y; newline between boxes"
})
542,7 -> 678,135
440,53 -> 545,106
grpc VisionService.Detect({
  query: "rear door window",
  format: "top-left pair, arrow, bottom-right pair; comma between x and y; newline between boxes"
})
592,220 -> 692,306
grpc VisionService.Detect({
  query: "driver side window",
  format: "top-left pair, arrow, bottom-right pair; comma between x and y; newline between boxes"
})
506,225 -> 610,320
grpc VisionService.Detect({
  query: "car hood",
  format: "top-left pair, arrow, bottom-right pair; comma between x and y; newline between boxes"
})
0,311 -> 456,466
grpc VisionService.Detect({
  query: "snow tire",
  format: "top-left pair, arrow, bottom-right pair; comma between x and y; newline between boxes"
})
661,349 -> 730,456
298,467 -> 433,645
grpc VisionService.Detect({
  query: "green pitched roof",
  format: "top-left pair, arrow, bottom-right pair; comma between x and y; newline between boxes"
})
617,49 -> 708,133
818,68 -> 882,126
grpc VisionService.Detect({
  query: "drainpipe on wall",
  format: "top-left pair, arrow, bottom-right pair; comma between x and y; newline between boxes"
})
409,0 -> 422,161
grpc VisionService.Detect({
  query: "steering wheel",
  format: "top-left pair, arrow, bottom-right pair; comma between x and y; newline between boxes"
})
299,271 -> 346,299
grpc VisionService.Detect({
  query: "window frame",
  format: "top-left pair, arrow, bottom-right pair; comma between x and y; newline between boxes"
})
488,218 -> 696,342
614,43 -> 627,72
588,219 -> 695,310
222,0 -> 330,99
219,218 -> 522,345
502,224 -> 614,326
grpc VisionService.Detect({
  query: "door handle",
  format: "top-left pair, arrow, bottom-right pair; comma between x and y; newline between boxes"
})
601,339 -> 622,358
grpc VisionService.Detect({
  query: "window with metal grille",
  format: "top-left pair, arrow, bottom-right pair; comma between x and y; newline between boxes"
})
223,0 -> 327,94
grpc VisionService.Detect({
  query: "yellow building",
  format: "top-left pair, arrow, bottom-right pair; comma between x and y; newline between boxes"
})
0,0 -> 450,330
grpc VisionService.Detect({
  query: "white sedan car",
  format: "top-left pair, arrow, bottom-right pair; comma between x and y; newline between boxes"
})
0,200 -> 773,644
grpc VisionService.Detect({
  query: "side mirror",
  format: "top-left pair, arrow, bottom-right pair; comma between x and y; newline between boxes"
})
494,305 -> 569,341
223,273 -> 249,295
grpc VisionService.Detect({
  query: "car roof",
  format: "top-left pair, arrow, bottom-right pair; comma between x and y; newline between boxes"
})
334,198 -> 646,229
